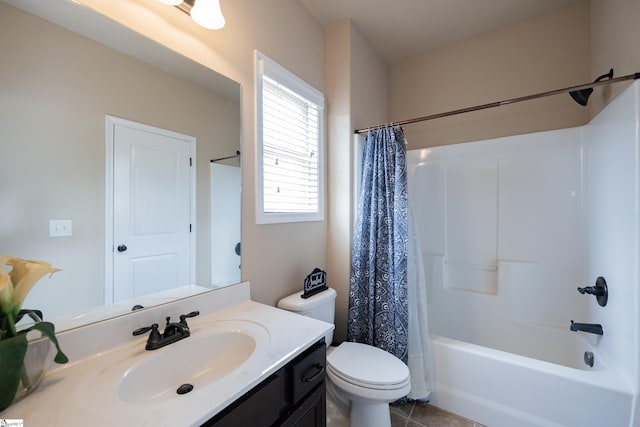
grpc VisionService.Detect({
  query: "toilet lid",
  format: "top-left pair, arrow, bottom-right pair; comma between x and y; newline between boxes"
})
327,342 -> 409,388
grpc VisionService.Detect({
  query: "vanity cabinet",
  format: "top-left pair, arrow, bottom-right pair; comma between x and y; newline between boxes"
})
203,339 -> 326,427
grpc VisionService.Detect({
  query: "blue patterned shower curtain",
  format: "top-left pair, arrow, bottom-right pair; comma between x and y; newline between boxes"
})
348,127 -> 408,363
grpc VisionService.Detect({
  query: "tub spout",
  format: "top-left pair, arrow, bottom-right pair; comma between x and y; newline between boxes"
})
570,320 -> 603,335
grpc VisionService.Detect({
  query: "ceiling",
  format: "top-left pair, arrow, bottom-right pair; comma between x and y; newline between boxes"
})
299,0 -> 587,65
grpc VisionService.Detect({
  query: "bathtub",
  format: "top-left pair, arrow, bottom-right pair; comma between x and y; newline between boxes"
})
429,334 -> 634,427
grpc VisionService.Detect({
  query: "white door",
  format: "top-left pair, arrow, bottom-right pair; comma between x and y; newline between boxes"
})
106,116 -> 195,304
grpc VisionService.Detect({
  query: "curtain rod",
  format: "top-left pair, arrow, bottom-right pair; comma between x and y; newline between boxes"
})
354,72 -> 640,135
210,150 -> 241,162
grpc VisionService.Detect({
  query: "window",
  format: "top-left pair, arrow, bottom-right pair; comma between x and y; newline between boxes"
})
255,51 -> 325,224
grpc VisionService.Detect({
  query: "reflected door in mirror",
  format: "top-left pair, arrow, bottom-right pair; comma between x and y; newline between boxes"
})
109,117 -> 195,303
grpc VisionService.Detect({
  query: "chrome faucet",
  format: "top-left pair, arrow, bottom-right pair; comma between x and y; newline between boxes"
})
133,311 -> 200,350
570,320 -> 603,335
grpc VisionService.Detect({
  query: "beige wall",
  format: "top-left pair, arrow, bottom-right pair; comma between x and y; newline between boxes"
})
0,2 -> 240,318
75,0 -> 328,307
326,21 -> 353,344
389,2 -> 591,149
590,0 -> 640,115
326,20 -> 388,342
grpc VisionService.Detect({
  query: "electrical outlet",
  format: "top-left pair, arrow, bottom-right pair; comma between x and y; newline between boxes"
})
49,220 -> 72,237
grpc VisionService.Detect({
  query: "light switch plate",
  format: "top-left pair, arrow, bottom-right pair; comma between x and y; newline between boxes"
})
49,220 -> 72,237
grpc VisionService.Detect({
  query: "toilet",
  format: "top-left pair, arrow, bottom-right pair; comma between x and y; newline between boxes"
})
277,288 -> 410,427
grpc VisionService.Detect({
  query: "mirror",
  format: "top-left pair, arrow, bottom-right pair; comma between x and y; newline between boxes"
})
0,1 -> 242,331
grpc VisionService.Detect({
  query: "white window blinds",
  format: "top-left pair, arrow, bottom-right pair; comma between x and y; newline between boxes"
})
256,51 -> 325,224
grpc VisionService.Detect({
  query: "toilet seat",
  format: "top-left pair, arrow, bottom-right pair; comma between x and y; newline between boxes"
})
327,342 -> 410,391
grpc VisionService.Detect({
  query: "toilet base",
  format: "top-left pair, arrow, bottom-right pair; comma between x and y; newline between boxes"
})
350,401 -> 392,427
327,380 -> 393,427
326,397 -> 349,427
325,396 -> 393,427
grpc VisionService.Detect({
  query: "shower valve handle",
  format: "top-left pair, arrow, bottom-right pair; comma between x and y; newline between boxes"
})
577,276 -> 608,307
577,286 -> 604,296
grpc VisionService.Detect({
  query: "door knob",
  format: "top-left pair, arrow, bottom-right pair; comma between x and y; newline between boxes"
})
117,244 -> 128,252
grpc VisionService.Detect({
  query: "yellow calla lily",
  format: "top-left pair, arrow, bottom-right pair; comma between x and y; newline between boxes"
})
6,258 -> 61,316
0,255 -> 13,271
0,256 -> 67,410
0,272 -> 13,316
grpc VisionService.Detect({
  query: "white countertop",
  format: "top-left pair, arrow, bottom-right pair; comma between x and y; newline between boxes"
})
2,283 -> 333,426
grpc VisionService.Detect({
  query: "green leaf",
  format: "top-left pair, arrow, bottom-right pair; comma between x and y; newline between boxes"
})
0,333 -> 28,411
30,322 -> 69,364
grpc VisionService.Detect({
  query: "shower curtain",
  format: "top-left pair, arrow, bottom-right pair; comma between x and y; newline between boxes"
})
348,127 -> 409,362
406,206 -> 434,400
348,126 -> 433,401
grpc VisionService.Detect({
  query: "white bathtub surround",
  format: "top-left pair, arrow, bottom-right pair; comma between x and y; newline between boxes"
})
1,282 -> 333,426
407,81 -> 640,427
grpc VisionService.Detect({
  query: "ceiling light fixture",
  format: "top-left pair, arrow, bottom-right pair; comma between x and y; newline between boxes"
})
157,0 -> 225,30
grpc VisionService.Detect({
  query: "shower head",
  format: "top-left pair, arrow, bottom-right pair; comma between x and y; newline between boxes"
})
569,68 -> 614,106
569,87 -> 592,106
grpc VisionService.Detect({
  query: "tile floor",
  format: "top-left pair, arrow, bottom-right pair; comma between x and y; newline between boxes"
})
390,401 -> 488,427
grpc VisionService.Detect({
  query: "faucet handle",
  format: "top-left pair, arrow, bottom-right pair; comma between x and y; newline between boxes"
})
182,311 -> 200,318
179,311 -> 200,328
133,323 -> 157,335
133,323 -> 161,339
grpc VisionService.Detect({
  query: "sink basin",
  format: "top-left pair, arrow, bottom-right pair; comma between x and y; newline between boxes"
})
77,320 -> 270,406
119,330 -> 255,403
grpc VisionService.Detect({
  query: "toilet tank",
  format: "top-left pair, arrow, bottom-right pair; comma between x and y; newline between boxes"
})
277,288 -> 336,345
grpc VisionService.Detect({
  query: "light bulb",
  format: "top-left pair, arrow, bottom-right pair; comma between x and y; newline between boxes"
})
157,0 -> 182,5
190,0 -> 225,30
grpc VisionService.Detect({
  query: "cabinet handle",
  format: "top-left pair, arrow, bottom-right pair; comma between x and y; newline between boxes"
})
301,363 -> 325,383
